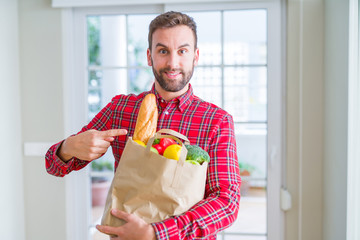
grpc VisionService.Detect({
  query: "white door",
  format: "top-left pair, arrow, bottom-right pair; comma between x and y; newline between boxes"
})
63,1 -> 285,239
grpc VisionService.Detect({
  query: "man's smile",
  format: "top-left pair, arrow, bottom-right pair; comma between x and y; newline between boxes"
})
165,71 -> 182,79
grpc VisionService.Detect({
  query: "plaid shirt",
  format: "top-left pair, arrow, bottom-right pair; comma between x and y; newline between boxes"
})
45,84 -> 241,239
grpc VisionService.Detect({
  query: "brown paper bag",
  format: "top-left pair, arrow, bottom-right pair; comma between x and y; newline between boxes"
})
101,129 -> 208,227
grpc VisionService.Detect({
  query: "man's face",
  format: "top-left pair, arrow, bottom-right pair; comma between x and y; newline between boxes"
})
147,25 -> 199,93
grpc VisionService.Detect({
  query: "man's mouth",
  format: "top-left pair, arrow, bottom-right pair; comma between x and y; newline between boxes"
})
165,71 -> 181,79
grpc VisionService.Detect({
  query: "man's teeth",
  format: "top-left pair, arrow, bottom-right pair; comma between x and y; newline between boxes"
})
168,72 -> 179,76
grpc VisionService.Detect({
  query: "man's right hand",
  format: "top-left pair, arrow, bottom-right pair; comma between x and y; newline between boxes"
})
57,129 -> 128,162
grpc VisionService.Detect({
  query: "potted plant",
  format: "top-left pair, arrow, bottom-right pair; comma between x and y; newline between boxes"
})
239,162 -> 256,196
91,160 -> 114,207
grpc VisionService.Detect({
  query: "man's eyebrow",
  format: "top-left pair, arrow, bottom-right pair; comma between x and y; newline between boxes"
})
155,43 -> 167,48
155,43 -> 191,49
178,43 -> 191,48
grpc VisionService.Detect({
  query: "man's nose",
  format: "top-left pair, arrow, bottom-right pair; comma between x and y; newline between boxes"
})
167,53 -> 180,69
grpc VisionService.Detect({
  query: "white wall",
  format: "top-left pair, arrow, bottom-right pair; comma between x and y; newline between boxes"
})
0,0 -> 25,239
18,0 -> 67,239
286,0 -> 350,239
286,0 -> 324,239
323,0 -> 349,239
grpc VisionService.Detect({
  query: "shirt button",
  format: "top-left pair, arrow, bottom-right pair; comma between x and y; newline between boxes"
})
164,111 -> 169,115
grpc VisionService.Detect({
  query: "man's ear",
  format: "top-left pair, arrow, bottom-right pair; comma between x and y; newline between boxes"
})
194,48 -> 200,66
147,48 -> 152,66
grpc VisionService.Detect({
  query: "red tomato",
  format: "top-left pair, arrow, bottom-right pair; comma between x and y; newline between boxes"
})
159,138 -> 177,150
152,144 -> 164,155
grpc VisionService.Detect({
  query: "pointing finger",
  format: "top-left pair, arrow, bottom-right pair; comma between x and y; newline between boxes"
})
101,129 -> 128,138
104,136 -> 115,142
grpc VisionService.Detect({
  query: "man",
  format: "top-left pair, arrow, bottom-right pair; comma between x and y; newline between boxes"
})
46,11 -> 241,239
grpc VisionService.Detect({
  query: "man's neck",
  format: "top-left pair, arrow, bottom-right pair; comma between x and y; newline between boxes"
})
154,82 -> 189,102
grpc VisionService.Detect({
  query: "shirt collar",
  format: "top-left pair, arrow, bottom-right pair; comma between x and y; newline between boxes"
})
150,83 -> 194,113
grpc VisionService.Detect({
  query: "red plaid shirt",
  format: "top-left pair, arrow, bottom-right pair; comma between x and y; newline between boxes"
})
45,84 -> 241,239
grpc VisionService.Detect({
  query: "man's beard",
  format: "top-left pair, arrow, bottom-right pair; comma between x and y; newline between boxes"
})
151,59 -> 195,92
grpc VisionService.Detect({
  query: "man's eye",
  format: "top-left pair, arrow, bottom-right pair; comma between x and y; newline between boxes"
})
179,49 -> 187,54
159,49 -> 167,54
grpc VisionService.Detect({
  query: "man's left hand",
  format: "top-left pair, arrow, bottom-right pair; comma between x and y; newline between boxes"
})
96,209 -> 156,240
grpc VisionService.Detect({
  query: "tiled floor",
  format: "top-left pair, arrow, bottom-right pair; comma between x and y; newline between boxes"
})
91,188 -> 267,240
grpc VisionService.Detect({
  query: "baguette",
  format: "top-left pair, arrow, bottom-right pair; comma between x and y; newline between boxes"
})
133,93 -> 158,144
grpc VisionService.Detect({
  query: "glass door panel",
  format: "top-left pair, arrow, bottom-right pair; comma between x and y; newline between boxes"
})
224,66 -> 267,122
224,10 -> 267,65
191,66 -> 222,107
127,14 -> 158,67
189,11 -> 222,66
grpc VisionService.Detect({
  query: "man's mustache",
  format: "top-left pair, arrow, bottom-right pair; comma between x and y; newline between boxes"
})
159,68 -> 183,73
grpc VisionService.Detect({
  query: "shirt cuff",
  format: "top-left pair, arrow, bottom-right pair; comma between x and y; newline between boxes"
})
151,218 -> 179,240
52,141 -> 76,174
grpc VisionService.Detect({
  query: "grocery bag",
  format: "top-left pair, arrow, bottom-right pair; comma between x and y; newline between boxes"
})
101,129 -> 208,227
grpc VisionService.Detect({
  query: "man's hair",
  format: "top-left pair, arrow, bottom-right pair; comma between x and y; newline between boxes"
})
148,11 -> 198,50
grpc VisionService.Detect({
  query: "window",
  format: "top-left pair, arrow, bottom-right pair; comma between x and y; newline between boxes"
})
66,2 -> 284,240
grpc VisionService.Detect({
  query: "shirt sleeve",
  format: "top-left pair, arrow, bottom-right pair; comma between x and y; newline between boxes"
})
151,114 -> 241,239
45,100 -> 115,177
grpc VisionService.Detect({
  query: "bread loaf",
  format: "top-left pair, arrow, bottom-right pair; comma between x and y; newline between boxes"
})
133,93 -> 158,144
